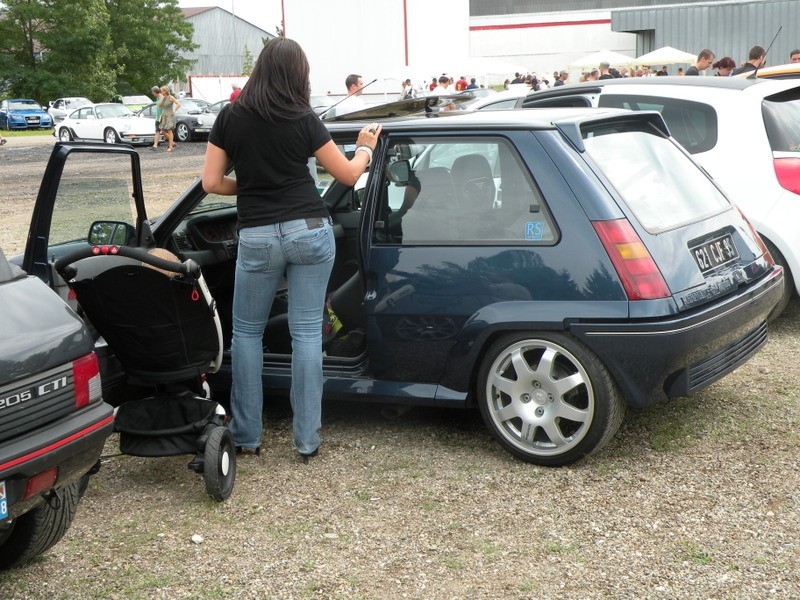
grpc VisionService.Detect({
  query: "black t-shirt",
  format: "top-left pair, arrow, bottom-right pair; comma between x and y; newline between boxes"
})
209,105 -> 332,229
732,63 -> 756,76
684,66 -> 700,76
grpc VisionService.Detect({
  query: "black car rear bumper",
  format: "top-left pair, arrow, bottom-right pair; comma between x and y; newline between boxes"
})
0,401 -> 114,519
572,266 -> 784,407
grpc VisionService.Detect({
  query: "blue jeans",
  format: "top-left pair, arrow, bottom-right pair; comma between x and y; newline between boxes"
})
229,218 -> 335,454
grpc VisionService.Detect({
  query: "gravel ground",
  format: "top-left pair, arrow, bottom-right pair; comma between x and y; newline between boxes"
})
1,136 -> 798,598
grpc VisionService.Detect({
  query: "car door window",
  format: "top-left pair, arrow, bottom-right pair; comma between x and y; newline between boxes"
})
49,153 -> 138,247
373,136 -> 557,245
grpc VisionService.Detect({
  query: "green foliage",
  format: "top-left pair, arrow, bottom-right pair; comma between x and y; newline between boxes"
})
241,45 -> 253,76
0,0 -> 196,103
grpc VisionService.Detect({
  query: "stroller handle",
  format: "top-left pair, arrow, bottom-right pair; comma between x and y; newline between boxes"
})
55,245 -> 201,280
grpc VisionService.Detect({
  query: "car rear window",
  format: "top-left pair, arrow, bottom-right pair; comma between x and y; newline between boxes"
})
598,95 -> 718,154
761,87 -> 800,152
581,119 -> 730,232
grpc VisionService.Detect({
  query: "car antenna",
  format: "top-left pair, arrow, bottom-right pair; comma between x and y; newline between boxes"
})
749,26 -> 782,79
318,78 -> 378,119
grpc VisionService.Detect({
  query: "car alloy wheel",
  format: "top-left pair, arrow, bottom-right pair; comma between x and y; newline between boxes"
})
58,127 -> 73,142
477,332 -> 624,467
175,123 -> 190,143
104,128 -> 119,144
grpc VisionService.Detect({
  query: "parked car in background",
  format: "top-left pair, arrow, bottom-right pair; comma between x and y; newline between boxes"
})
0,245 -> 113,569
206,99 -> 230,115
110,94 -> 152,112
0,98 -> 53,130
311,94 -> 336,116
48,97 -> 92,123
459,86 -> 529,111
55,102 -> 155,145
19,108 -> 782,468
521,76 -> 800,317
136,97 -> 212,142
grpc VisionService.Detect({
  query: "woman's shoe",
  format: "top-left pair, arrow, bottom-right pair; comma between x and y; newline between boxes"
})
299,448 -> 319,464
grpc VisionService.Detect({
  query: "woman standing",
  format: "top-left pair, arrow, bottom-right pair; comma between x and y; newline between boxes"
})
158,85 -> 181,151
202,37 -> 380,461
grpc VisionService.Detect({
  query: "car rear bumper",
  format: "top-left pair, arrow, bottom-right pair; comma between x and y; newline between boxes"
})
571,266 -> 784,407
0,401 -> 114,519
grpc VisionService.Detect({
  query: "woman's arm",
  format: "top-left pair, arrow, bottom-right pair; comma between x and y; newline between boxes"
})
314,123 -> 382,186
172,96 -> 181,112
202,142 -> 237,195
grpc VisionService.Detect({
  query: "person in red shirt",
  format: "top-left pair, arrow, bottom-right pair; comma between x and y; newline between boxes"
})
428,77 -> 437,91
455,75 -> 468,91
230,82 -> 242,102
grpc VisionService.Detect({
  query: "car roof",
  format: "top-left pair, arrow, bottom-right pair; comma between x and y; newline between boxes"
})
735,62 -> 800,79
324,105 -> 656,136
525,74 -> 800,101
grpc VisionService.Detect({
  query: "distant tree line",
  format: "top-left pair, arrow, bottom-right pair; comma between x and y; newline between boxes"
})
0,0 -> 196,103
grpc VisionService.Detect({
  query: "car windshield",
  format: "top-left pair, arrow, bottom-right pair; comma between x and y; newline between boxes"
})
180,99 -> 210,113
761,87 -> 800,152
96,104 -> 134,119
9,99 -> 42,110
123,95 -> 151,105
582,120 -> 730,232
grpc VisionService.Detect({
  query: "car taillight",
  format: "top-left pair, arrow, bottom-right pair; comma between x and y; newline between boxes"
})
23,468 -> 58,500
72,352 -> 101,408
773,157 -> 800,195
592,219 -> 670,300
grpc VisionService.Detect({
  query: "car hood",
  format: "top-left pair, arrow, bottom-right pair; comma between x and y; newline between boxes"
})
10,108 -> 48,115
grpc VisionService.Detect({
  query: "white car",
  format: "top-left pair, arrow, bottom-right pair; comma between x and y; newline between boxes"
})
460,86 -> 530,111
47,97 -> 92,123
55,103 -> 156,145
522,76 -> 800,317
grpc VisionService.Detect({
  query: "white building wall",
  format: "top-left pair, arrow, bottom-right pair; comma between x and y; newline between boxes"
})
469,10 -> 637,84
284,0 -> 470,99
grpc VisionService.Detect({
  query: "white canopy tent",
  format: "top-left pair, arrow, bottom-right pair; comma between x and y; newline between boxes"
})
568,50 -> 635,69
636,46 -> 698,66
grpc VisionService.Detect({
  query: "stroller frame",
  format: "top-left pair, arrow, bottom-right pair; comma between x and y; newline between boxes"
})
55,244 -> 236,501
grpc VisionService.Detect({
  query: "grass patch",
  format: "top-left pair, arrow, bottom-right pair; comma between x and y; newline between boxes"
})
2,128 -> 53,139
678,541 -> 713,565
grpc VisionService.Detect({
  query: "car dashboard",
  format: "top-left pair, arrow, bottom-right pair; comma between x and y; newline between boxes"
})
171,206 -> 239,265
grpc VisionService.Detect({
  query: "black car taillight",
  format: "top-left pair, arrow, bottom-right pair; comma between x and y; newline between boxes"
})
773,156 -> 800,195
72,352 -> 102,408
592,219 -> 670,300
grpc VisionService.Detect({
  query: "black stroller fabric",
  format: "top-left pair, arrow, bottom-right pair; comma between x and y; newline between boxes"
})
71,264 -> 219,382
114,394 -> 219,456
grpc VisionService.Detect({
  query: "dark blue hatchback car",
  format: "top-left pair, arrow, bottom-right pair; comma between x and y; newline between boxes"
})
20,107 -> 783,466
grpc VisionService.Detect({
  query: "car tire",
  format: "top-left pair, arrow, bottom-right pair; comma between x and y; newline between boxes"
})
477,332 -> 625,467
58,127 -> 73,142
104,128 -> 119,144
203,426 -> 236,501
0,480 -> 81,570
175,122 -> 190,143
764,239 -> 794,321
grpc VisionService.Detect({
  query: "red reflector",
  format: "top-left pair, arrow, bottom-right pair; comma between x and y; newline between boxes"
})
23,467 -> 58,500
592,219 -> 670,300
72,352 -> 100,409
773,157 -> 800,195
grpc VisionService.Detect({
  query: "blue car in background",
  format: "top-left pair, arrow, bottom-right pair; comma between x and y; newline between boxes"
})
0,98 -> 53,130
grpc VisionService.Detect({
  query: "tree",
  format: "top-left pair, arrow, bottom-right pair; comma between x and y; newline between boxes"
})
0,0 -> 196,103
241,45 -> 253,76
104,0 -> 196,94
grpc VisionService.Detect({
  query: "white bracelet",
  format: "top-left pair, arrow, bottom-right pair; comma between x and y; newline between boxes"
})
356,145 -> 373,165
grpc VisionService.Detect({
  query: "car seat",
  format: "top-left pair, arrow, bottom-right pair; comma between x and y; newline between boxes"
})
400,167 -> 458,242
54,245 -> 235,501
450,153 -> 496,238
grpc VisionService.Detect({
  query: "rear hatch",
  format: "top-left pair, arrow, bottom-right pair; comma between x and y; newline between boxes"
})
577,115 -> 774,312
761,85 -> 800,196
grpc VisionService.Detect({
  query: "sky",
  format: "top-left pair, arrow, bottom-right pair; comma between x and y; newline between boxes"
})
178,0 -> 283,34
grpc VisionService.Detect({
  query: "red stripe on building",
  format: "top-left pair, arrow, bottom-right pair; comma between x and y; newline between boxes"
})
470,19 -> 611,32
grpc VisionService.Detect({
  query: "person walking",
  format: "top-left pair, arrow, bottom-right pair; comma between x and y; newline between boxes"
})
201,36 -> 381,461
158,85 -> 181,152
685,49 -> 715,75
149,86 -> 162,150
732,45 -> 766,76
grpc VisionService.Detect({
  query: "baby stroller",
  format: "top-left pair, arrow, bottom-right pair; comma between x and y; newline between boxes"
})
55,244 -> 236,501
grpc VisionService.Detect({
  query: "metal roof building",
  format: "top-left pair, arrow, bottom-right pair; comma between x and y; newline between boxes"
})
182,7 -> 274,76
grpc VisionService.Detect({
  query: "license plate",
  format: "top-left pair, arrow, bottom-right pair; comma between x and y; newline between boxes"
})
691,233 -> 739,273
0,481 -> 7,520
26,116 -> 40,122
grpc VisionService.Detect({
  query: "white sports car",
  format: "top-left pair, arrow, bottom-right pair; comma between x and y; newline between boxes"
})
54,103 -> 155,145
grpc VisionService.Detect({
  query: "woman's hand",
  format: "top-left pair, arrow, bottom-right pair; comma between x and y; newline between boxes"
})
356,123 -> 382,150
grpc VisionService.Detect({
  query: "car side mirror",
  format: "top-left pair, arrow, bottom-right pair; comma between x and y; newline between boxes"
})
387,160 -> 411,184
88,221 -> 136,246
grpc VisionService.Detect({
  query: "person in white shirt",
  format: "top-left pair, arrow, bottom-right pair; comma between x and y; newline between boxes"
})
335,74 -> 366,116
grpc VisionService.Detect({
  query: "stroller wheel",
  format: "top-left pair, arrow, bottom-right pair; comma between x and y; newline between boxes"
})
203,426 -> 236,501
